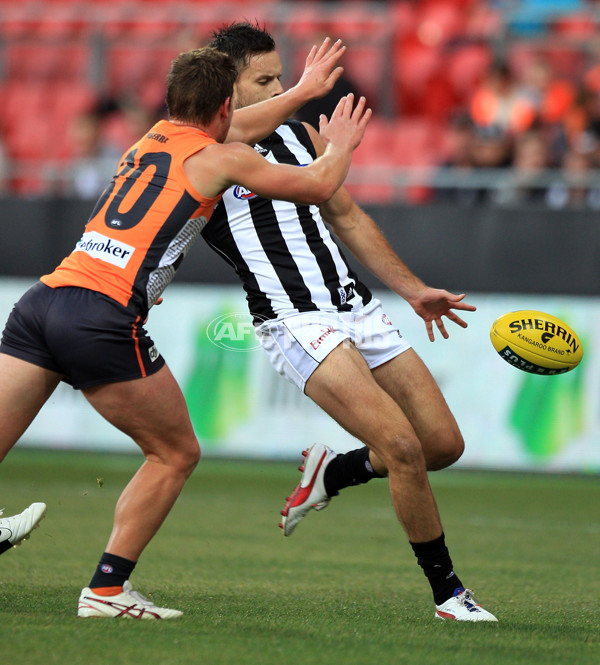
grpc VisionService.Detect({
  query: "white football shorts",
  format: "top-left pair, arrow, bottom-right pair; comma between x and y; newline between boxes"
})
255,298 -> 411,392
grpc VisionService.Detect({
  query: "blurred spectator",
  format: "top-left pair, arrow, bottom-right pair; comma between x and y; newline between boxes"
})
470,124 -> 513,166
546,131 -> 600,208
434,113 -> 479,205
470,61 -> 536,134
517,55 -> 576,126
443,113 -> 475,169
583,38 -> 600,97
586,119 -> 600,166
61,108 -> 123,199
495,128 -> 549,205
435,120 -> 513,205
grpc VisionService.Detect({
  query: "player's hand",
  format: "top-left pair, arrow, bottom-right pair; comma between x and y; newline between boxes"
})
291,37 -> 346,101
407,288 -> 476,341
319,94 -> 371,152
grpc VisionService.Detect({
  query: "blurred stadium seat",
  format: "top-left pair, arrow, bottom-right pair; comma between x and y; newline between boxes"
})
446,43 -> 493,102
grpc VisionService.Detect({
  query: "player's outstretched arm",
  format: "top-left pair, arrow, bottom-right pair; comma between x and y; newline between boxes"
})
226,37 -> 346,145
309,124 -> 475,341
321,188 -> 476,341
193,95 -> 370,205
326,197 -> 476,340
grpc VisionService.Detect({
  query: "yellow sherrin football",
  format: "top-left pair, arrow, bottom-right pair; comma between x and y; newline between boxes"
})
490,310 -> 583,375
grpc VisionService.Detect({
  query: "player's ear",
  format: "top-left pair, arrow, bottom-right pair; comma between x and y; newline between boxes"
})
221,96 -> 233,119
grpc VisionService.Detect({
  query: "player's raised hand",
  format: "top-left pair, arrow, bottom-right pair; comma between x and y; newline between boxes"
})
407,288 -> 477,341
292,37 -> 346,101
319,93 -> 372,152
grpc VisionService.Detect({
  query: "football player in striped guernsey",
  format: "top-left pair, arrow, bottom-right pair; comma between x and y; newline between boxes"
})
208,22 -> 497,621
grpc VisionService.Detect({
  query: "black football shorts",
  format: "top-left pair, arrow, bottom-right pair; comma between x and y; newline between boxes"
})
0,282 -> 165,389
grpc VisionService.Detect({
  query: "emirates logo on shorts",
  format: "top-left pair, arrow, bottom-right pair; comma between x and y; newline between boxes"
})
310,326 -> 336,350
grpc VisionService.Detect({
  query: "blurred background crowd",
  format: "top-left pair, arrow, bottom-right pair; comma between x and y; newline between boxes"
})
1,0 -> 600,207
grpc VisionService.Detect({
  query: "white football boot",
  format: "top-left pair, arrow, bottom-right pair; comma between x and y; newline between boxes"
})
279,443 -> 338,537
0,502 -> 47,550
435,588 -> 498,622
78,581 -> 183,619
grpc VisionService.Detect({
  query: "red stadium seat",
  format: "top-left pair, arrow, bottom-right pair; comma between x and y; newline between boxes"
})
342,46 -> 388,110
328,4 -> 388,41
3,42 -> 89,82
552,13 -> 596,38
389,1 -> 418,40
50,82 -> 97,160
352,117 -> 398,167
104,44 -> 178,100
1,81 -> 94,161
2,84 -> 51,160
394,39 -> 443,116
347,116 -> 441,202
285,5 -> 329,41
388,118 -> 442,167
416,1 -> 466,46
446,43 -> 493,101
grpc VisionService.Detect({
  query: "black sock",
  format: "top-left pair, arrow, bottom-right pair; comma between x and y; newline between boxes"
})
323,447 -> 384,496
410,532 -> 463,605
88,552 -> 136,589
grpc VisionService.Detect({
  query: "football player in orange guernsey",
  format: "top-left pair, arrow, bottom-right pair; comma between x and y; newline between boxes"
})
0,43 -> 370,619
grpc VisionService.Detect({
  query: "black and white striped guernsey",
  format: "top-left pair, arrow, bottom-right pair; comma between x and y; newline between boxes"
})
202,120 -> 372,323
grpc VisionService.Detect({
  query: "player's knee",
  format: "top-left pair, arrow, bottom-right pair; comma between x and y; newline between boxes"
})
168,437 -> 201,477
426,430 -> 464,471
183,440 -> 201,475
379,431 -> 426,474
447,431 -> 464,465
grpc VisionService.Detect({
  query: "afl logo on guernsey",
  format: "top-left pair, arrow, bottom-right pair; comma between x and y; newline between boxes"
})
232,185 -> 257,201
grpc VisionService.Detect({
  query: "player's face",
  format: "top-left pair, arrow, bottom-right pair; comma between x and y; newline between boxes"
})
233,50 -> 284,109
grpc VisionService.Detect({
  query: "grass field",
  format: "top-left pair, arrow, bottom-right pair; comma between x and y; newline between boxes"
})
1,448 -> 598,665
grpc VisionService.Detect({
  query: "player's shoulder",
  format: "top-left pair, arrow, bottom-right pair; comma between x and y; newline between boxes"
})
276,119 -> 318,159
192,140 -> 252,161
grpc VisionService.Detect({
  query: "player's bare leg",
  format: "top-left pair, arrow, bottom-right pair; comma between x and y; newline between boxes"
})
82,364 -> 200,562
302,341 -> 496,620
323,348 -> 465,484
0,353 -> 61,462
0,355 -> 57,555
280,349 -> 464,532
371,349 -> 464,471
304,341 -> 442,543
78,364 -> 198,618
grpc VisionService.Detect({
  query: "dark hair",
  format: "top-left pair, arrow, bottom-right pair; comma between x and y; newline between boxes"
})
165,47 -> 238,125
208,21 -> 276,70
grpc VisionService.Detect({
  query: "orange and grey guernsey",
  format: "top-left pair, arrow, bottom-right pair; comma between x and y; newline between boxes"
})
42,120 -> 221,317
